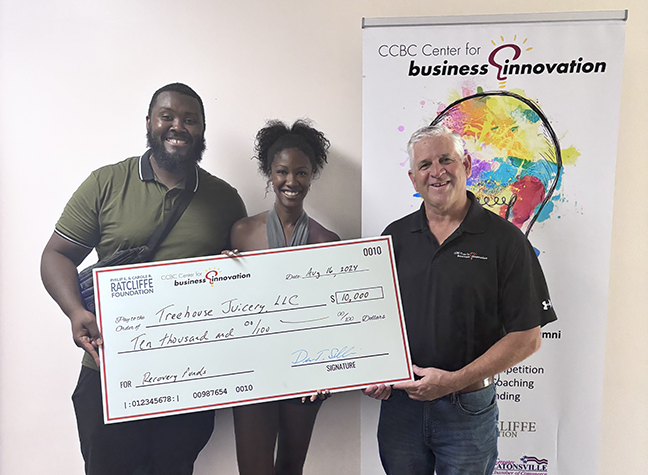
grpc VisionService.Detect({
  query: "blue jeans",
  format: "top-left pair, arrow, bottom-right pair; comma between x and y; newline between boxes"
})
378,386 -> 498,475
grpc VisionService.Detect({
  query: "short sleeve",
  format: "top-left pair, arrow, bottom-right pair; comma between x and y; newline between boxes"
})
55,172 -> 102,249
498,237 -> 557,333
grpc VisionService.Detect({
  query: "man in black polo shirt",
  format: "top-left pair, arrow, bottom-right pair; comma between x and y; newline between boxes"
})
41,83 -> 246,474
364,125 -> 556,475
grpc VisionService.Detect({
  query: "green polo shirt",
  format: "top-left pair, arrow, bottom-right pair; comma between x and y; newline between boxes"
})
56,152 -> 247,369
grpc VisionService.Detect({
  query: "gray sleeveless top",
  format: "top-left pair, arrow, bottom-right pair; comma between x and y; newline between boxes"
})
266,205 -> 309,248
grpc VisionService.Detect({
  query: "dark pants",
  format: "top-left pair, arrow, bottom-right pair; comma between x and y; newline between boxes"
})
72,366 -> 215,475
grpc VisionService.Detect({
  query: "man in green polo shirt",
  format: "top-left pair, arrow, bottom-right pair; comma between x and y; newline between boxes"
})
41,83 -> 246,475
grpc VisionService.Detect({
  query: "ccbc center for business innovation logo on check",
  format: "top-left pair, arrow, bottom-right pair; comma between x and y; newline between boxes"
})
171,268 -> 252,288
110,268 -> 254,300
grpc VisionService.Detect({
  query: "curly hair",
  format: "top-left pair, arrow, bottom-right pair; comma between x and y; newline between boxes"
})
254,119 -> 330,177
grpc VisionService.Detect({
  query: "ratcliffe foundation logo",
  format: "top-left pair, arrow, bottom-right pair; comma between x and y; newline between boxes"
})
494,455 -> 548,474
110,274 -> 154,299
498,420 -> 537,438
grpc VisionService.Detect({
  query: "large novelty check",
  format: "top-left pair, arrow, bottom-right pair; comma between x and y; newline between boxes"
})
95,237 -> 412,423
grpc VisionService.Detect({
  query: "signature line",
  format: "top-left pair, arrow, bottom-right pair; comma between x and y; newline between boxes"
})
291,353 -> 389,368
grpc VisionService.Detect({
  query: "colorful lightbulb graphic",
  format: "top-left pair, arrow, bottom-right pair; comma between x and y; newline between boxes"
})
430,90 -> 563,236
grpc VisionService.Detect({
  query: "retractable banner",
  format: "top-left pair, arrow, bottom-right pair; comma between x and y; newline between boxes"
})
361,12 -> 626,475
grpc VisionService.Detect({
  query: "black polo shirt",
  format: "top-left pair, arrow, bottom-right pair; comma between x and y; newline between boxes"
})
383,192 -> 557,372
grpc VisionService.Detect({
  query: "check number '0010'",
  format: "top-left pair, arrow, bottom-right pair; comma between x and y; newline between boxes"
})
362,246 -> 382,257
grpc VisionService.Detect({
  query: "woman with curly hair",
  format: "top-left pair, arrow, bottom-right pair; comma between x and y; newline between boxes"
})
229,119 -> 339,475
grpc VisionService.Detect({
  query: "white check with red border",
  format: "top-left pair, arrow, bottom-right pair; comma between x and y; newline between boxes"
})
95,236 -> 412,423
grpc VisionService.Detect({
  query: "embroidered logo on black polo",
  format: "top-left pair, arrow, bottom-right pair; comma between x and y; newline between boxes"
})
454,251 -> 488,260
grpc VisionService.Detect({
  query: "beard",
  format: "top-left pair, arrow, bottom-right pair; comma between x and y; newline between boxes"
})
146,128 -> 206,174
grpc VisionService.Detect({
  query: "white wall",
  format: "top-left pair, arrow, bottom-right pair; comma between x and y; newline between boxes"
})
0,1 -> 645,474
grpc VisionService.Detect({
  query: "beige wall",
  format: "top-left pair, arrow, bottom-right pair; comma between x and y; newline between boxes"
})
0,0 -> 645,473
